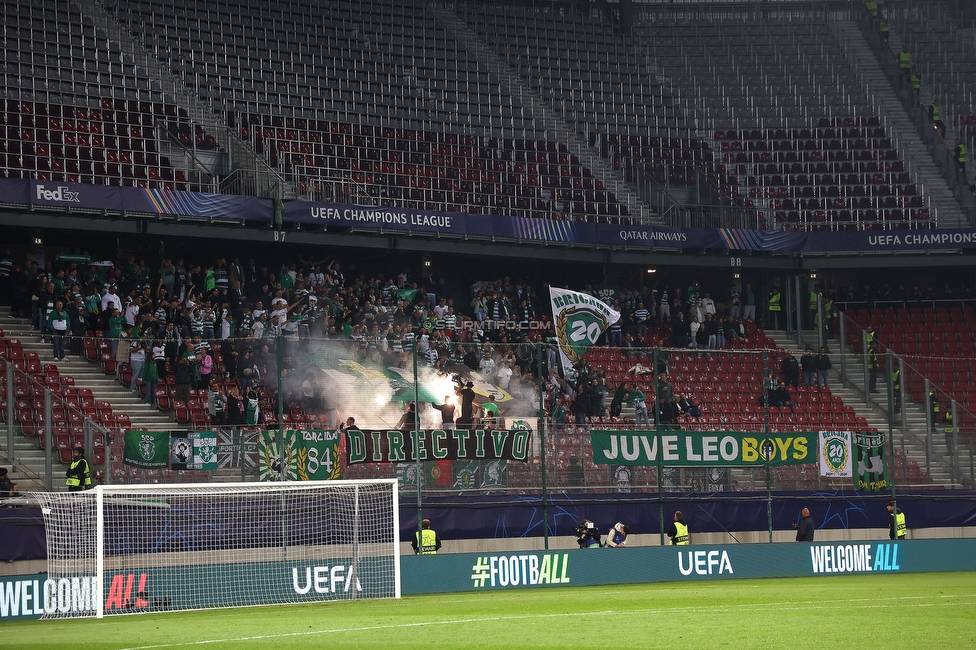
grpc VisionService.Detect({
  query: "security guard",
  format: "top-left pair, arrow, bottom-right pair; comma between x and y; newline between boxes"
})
887,501 -> 906,540
944,409 -> 955,456
898,49 -> 912,77
66,447 -> 92,492
667,511 -> 690,545
891,366 -> 901,414
867,344 -> 879,393
954,139 -> 967,181
809,285 -> 820,329
412,518 -> 441,555
930,101 -> 944,138
909,68 -> 921,94
768,288 -> 782,330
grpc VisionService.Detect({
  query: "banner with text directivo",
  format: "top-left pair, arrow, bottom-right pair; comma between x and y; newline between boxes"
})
589,430 -> 816,466
400,539 -> 976,595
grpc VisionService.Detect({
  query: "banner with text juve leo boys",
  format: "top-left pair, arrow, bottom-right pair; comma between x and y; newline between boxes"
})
549,287 -> 620,375
589,430 -> 816,466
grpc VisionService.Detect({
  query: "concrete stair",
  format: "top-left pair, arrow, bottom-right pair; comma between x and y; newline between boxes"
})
1,313 -> 177,489
831,20 -> 969,229
767,329 -> 961,487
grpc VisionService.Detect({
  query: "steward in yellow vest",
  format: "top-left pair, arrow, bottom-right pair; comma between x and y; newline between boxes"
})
412,518 -> 442,554
66,447 -> 92,491
668,511 -> 690,545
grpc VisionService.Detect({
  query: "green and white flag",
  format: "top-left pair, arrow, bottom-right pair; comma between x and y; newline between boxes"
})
549,286 -> 620,374
170,431 -> 218,471
123,430 -> 170,469
258,429 -> 342,481
819,430 -> 853,479
854,430 -> 888,491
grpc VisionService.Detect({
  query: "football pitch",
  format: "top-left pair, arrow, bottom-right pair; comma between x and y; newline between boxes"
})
5,572 -> 974,649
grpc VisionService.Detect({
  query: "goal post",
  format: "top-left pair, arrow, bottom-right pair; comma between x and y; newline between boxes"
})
34,479 -> 400,618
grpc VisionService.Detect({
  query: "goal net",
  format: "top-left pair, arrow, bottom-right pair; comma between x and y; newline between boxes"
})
33,479 -> 400,618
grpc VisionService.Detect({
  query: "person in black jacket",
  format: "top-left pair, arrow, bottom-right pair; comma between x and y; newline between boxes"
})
793,508 -> 815,541
781,350 -> 800,387
816,348 -> 832,388
800,347 -> 817,387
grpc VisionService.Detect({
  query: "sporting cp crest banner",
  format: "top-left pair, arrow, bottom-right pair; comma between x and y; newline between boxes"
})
818,430 -> 853,478
549,287 -> 620,374
170,431 -> 218,471
854,430 -> 888,491
123,430 -> 170,469
258,429 -> 342,481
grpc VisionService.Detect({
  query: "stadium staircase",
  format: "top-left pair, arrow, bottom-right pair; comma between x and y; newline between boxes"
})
831,19 -> 968,229
767,329 -> 955,486
446,4 -> 662,224
0,313 -> 176,490
74,0 -> 286,198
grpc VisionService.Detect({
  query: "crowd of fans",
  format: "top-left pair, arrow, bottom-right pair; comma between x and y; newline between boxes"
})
3,243 -> 974,434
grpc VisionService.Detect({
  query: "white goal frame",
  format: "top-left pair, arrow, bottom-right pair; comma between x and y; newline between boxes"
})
36,479 -> 400,618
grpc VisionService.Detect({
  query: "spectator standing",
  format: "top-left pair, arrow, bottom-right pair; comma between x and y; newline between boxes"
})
742,283 -> 756,321
142,350 -> 159,405
627,384 -> 649,428
431,396 -> 457,430
793,508 -> 815,542
800,348 -> 817,387
47,299 -> 69,361
781,350 -> 800,388
816,347 -> 832,388
128,338 -> 146,392
567,457 -> 585,487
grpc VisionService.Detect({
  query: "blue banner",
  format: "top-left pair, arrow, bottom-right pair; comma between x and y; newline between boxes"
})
4,177 -> 976,253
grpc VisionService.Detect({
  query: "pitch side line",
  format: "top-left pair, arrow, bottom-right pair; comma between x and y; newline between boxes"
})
117,594 -> 976,650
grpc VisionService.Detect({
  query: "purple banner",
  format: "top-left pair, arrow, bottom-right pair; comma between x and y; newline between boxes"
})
0,178 -> 272,220
4,177 -> 976,253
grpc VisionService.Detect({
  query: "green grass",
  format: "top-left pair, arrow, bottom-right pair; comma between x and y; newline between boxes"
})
5,572 -> 974,649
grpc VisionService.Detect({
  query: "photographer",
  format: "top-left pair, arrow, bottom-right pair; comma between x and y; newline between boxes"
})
575,520 -> 602,549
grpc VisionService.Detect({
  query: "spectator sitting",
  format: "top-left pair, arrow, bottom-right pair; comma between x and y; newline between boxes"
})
0,468 -> 18,498
769,381 -> 793,410
676,393 -> 702,418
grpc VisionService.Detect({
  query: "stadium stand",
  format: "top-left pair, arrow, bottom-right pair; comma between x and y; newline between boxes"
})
2,0 -> 970,228
0,0 -> 971,500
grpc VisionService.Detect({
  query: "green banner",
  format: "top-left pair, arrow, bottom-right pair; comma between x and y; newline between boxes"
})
589,430 -> 816,466
258,429 -> 342,481
170,431 -> 218,470
123,430 -> 170,469
402,539 -> 976,595
854,430 -> 888,491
